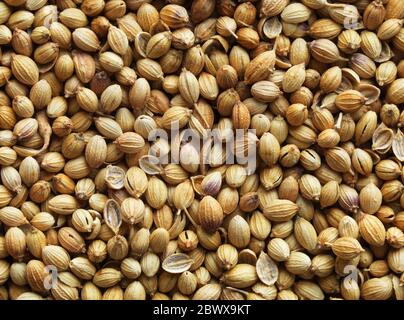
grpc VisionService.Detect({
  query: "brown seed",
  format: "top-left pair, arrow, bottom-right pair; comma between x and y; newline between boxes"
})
336,90 -> 365,113
179,68 -> 199,106
282,63 -> 306,93
228,215 -> 251,249
193,283 -> 222,300
0,206 -> 29,227
285,103 -> 308,127
11,55 -> 39,86
244,50 -> 276,85
263,199 -> 299,222
59,8 -> 88,29
160,4 -> 190,29
358,213 -> 386,247
294,217 -> 318,251
259,133 -> 281,166
239,192 -> 259,212
58,227 -> 85,254
198,196 -> 224,233
361,277 -> 393,300
5,227 -> 26,261
221,264 -> 258,289
320,181 -> 340,209
108,26 -> 129,56
93,268 -> 123,288
331,237 -> 364,260
26,260 -> 48,293
310,39 -> 345,63
232,101 -> 251,129
72,51 -> 95,84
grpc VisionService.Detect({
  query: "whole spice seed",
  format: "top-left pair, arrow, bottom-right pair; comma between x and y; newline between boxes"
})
0,0 -> 402,302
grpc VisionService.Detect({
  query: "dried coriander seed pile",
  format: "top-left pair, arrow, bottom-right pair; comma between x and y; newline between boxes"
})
0,0 -> 404,301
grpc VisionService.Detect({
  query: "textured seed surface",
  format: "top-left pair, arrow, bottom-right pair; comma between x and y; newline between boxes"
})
0,0 -> 403,302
